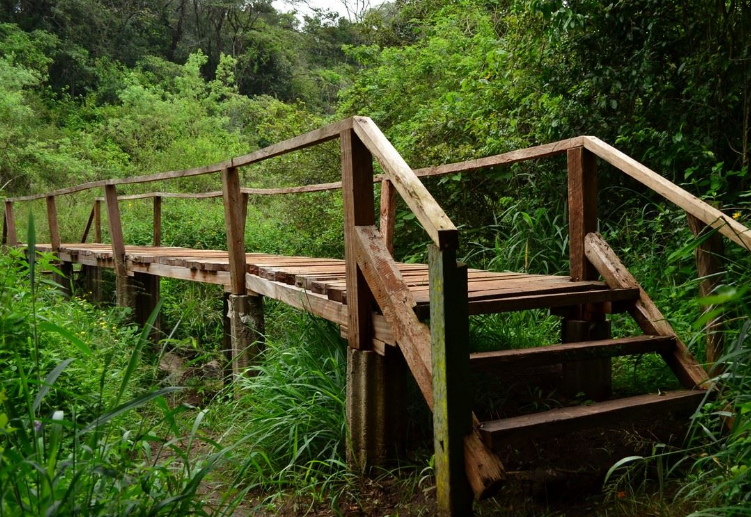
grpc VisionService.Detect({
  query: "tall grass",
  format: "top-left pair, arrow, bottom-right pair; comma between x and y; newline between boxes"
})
0,214 -> 235,516
217,311 -> 351,508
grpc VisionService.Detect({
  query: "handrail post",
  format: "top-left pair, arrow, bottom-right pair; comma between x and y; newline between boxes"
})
429,244 -> 473,516
565,146 -> 611,400
222,166 -> 264,386
94,199 -> 101,243
104,185 -> 132,308
3,201 -> 16,247
153,195 -> 162,247
341,128 -> 408,472
46,195 -> 72,296
80,199 -> 103,303
379,179 -> 397,254
687,214 -> 724,368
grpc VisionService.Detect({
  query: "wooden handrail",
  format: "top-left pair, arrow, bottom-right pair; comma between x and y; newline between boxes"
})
4,118 -> 354,202
582,136 -> 751,251
6,135 -> 583,204
352,116 -> 458,250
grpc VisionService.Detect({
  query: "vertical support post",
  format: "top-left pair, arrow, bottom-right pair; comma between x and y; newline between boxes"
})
341,128 -> 375,350
568,147 -> 598,282
379,179 -> 397,255
687,214 -> 725,368
222,166 -> 264,382
133,272 -> 160,338
4,201 -> 17,247
153,195 -> 162,247
81,199 -> 103,303
241,192 -> 249,236
94,199 -> 102,243
564,146 -> 610,399
104,184 -> 132,308
561,317 -> 612,400
46,195 -> 72,296
222,291 -> 233,383
430,245 -> 472,516
342,129 -> 408,472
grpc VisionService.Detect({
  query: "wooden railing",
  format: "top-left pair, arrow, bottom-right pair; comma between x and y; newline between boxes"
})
3,118 -> 751,513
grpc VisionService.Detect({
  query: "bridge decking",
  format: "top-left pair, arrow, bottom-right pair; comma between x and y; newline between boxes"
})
37,243 -> 639,332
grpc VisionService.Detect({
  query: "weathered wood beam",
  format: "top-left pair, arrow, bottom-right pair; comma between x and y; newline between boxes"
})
379,179 -> 397,254
584,232 -> 709,388
354,226 -> 504,501
80,202 -> 96,243
352,116 -> 458,250
94,200 -> 101,243
687,214 -> 725,367
222,166 -> 247,296
153,195 -> 162,247
104,184 -> 131,306
583,136 -> 751,251
4,201 -> 17,246
341,128 -> 376,351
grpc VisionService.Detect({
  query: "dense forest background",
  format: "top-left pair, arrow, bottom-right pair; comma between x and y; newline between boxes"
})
2,0 -> 751,515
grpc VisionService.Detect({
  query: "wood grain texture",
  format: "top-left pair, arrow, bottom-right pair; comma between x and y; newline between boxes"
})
413,138 -> 583,178
429,245 -> 504,504
222,166 -> 247,295
104,186 -> 127,279
470,335 -> 675,372
380,179 -> 397,254
480,390 -> 707,446
354,225 -> 432,403
430,244 -> 473,515
584,232 -> 709,388
567,147 -> 598,282
153,196 -> 162,246
583,136 -> 751,251
687,214 -> 725,366
341,128 -> 376,351
352,116 -> 458,250
94,200 -> 101,243
4,201 -> 17,246
46,196 -> 61,251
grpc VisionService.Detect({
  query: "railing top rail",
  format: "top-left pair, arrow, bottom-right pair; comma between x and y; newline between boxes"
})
4,117 -> 749,253
582,136 -> 751,252
4,118 -> 353,202
88,138 -> 580,202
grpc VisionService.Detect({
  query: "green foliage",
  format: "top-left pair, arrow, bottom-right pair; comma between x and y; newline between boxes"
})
226,311 -> 350,499
0,221 -> 235,515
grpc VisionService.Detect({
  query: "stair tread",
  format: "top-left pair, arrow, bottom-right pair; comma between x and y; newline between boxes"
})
480,390 -> 707,447
470,335 -> 675,371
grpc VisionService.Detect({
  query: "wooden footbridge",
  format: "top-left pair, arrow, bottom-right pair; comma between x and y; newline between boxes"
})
4,116 -> 751,515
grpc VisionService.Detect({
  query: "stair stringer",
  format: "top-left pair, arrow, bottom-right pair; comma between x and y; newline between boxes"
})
584,232 -> 710,389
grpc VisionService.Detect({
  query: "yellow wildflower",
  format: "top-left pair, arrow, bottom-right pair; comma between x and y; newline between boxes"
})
732,211 -> 741,220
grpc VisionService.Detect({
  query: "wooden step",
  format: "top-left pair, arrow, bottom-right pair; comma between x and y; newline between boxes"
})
412,287 -> 640,318
479,390 -> 707,448
470,335 -> 675,373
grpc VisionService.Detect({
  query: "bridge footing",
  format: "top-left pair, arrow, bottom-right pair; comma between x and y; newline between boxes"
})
80,265 -> 102,303
226,293 -> 265,382
346,347 -> 407,472
53,263 -> 73,297
133,272 -> 160,337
